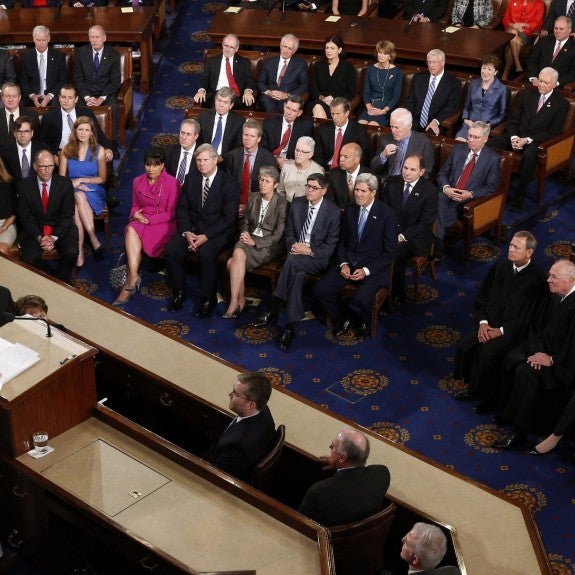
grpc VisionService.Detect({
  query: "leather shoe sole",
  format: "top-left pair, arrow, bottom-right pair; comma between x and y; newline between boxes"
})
194,301 -> 214,318
333,318 -> 352,337
277,328 -> 295,352
170,293 -> 185,311
491,432 -> 523,450
355,322 -> 370,339
251,312 -> 278,328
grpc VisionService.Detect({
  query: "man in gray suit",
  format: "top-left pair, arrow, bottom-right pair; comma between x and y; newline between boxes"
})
370,108 -> 435,184
251,172 -> 341,351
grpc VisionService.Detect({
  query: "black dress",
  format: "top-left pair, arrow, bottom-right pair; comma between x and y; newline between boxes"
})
308,59 -> 357,116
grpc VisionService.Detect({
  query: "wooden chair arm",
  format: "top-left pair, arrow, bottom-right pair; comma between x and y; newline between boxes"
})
441,111 -> 461,138
536,128 -> 575,171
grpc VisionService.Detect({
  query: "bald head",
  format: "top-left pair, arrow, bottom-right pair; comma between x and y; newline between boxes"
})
335,428 -> 370,467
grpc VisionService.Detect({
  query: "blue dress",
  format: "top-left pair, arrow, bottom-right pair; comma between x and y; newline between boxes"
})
67,147 -> 106,215
358,65 -> 403,127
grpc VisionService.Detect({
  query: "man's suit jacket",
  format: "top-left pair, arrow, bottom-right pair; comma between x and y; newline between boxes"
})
383,175 -> 439,256
543,0 -> 568,32
261,114 -> 314,159
0,51 -> 16,87
164,143 -> 198,179
0,107 -> 41,147
175,168 -> 239,242
0,286 -> 15,314
315,121 -> 369,169
39,105 -> 111,154
327,166 -> 377,210
17,174 -> 77,241
298,465 -> 391,526
18,48 -> 68,106
0,140 -> 51,181
197,110 -> 244,155
525,36 -> 575,87
222,146 -> 276,196
503,88 -> 569,145
403,0 -> 448,20
405,71 -> 462,130
370,130 -> 436,180
257,55 -> 308,96
200,54 -> 256,98
74,44 -> 121,99
208,406 -> 276,480
437,144 -> 501,199
285,196 -> 341,264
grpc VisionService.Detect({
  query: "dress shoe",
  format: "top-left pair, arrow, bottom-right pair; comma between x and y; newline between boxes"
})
530,447 -> 552,456
277,327 -> 295,352
194,299 -> 215,318
223,303 -> 246,319
491,431 -> 524,450
355,321 -> 370,340
454,389 -> 471,401
251,311 -> 278,328
170,292 -> 185,311
333,317 -> 352,337
92,245 -> 104,262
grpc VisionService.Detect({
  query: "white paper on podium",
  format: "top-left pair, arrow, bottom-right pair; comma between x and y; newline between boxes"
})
0,337 -> 40,389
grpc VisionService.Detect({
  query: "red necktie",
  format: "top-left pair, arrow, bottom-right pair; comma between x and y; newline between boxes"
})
41,182 -> 53,236
331,128 -> 343,168
225,57 -> 240,97
455,153 -> 476,190
33,0 -> 48,5
273,123 -> 291,157
240,153 -> 251,206
278,59 -> 288,87
552,41 -> 561,61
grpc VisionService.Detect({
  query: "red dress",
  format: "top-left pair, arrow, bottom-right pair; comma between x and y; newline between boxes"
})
503,0 -> 545,36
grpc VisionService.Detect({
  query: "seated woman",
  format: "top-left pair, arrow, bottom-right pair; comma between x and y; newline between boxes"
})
0,157 -> 16,255
358,40 -> 403,127
59,116 -> 107,267
455,54 -> 507,141
113,147 -> 180,306
308,36 -> 357,120
451,0 -> 493,29
14,295 -> 48,319
277,136 -> 324,202
224,166 -> 288,319
331,0 -> 368,16
532,393 -> 575,455
501,0 -> 545,80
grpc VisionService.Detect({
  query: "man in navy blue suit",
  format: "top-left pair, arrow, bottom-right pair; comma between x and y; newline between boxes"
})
315,172 -> 397,339
435,121 -> 500,260
257,34 -> 308,113
252,172 -> 340,351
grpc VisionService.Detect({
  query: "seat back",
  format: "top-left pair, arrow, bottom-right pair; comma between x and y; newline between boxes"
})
329,501 -> 396,575
249,424 -> 285,492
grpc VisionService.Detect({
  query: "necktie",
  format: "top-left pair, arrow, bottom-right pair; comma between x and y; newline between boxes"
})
225,57 -> 240,97
568,0 -> 575,20
8,113 -> 14,135
299,205 -> 315,243
67,113 -> 74,131
41,182 -> 49,212
176,151 -> 189,184
536,95 -> 546,112
93,52 -> 100,79
39,53 -> 46,95
357,207 -> 368,239
391,139 -> 406,176
347,173 -> 354,198
455,153 -> 477,190
278,59 -> 288,86
273,123 -> 291,157
331,128 -> 343,168
240,153 -> 251,205
552,41 -> 562,61
202,177 -> 210,206
21,149 -> 30,179
402,182 -> 411,205
420,76 -> 436,128
211,115 -> 223,152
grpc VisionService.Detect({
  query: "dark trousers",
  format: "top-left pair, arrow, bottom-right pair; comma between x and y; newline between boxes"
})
259,94 -> 285,114
20,233 -> 78,284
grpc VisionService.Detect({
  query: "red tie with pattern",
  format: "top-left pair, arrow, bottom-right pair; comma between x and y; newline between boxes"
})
331,128 -> 343,168
455,153 -> 477,190
41,182 -> 53,236
240,153 -> 251,206
225,57 -> 240,97
552,41 -> 562,61
273,123 -> 291,157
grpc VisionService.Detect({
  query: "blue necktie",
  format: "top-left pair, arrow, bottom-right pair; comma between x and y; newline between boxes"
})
299,205 -> 315,243
176,151 -> 189,184
357,207 -> 368,239
93,52 -> 100,79
420,76 -> 436,128
211,115 -> 223,152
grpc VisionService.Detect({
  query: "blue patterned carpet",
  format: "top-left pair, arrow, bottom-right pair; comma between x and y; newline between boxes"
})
9,1 -> 575,573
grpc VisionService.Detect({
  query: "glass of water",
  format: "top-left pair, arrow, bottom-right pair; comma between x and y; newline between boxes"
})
32,431 -> 49,455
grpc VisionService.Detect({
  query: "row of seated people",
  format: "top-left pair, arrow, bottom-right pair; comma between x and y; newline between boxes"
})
0,0 -> 154,8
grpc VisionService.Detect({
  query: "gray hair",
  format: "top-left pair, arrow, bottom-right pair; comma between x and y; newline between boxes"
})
410,523 -> 447,569
540,67 -> 559,84
427,49 -> 446,62
215,86 -> 235,101
180,118 -> 200,135
281,33 -> 299,51
390,108 -> 413,127
259,165 -> 280,184
469,120 -> 491,138
513,230 -> 537,251
297,136 -> 315,153
194,143 -> 217,159
32,25 -> 50,39
355,172 -> 379,193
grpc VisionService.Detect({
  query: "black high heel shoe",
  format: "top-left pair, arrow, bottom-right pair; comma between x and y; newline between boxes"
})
93,245 -> 104,261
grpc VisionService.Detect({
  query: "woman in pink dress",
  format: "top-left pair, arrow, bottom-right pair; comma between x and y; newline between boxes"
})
113,147 -> 179,306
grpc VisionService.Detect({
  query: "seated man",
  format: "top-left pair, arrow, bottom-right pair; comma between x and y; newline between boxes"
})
0,50 -> 16,88
382,154 -> 438,306
17,149 -> 78,284
435,121 -> 500,260
165,144 -> 239,317
298,428 -> 390,526
488,67 -> 568,210
401,523 -> 458,574
206,371 -> 276,480
402,0 -> 448,22
251,173 -> 340,352
315,173 -> 397,339
164,118 -> 200,184
193,34 -> 256,109
0,82 -> 40,148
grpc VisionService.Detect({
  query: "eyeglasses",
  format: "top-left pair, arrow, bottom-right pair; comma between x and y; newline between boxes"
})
16,129 -> 32,134
294,148 -> 312,154
305,184 -> 324,191
36,164 -> 55,170
229,388 -> 251,401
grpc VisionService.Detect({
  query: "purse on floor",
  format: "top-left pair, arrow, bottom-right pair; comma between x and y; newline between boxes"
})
110,253 -> 127,290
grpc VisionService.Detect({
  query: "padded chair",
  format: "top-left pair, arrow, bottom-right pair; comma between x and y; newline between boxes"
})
249,424 -> 285,492
114,46 -> 134,148
329,501 -> 396,575
41,248 -> 77,286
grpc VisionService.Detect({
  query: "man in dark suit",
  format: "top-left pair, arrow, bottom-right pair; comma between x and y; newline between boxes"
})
402,0 -> 448,22
488,67 -> 569,209
164,144 -> 240,317
436,121 -> 500,259
193,34 -> 256,109
164,118 -> 200,185
327,142 -> 376,211
0,51 -> 16,88
491,259 -> 575,449
222,119 -> 275,215
400,523 -> 450,573
197,87 -> 244,158
257,34 -> 309,113
405,49 -> 462,136
261,95 -> 313,167
370,108 -> 435,183
298,428 -> 390,526
74,25 -> 121,148
453,232 -> 548,412
315,173 -> 397,339
542,0 -> 574,33
526,17 -> 575,88
252,172 -> 340,351
383,154 -> 438,306
315,97 -> 369,170
17,149 -> 78,284
0,83 -> 40,148
206,372 -> 275,480
18,26 -> 67,108
0,286 -> 15,314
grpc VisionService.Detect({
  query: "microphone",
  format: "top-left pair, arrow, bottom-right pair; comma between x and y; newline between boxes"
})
0,313 -> 53,338
265,0 -> 283,22
404,13 -> 416,33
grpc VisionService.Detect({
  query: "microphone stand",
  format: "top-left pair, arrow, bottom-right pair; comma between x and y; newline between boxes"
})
0,313 -> 53,338
265,0 -> 283,23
